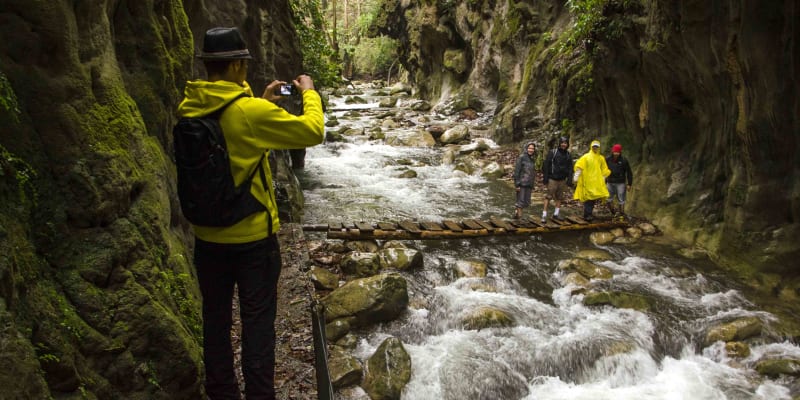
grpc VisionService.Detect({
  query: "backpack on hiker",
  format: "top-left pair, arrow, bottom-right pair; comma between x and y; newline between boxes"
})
173,95 -> 268,227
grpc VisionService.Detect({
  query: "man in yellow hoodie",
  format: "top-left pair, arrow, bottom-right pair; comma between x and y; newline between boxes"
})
573,140 -> 610,221
177,27 -> 324,399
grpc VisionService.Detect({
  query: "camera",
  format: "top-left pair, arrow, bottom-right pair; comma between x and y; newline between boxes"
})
276,83 -> 297,96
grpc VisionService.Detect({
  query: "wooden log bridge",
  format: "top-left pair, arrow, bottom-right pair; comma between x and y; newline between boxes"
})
301,215 -> 629,240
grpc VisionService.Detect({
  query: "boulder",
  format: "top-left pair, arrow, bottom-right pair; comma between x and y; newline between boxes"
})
637,222 -> 657,235
560,258 -> 613,280
724,342 -> 751,358
345,240 -> 380,253
389,82 -> 412,95
704,317 -> 763,346
439,124 -> 469,144
328,348 -> 363,388
377,248 -> 423,271
563,272 -> 590,287
626,227 -> 643,239
339,252 -> 380,278
385,130 -> 436,147
361,337 -> 412,400
310,267 -> 339,290
575,249 -> 613,262
754,359 -> 800,377
480,162 -> 505,179
590,231 -> 616,245
461,307 -> 515,330
454,259 -> 488,278
379,96 -> 398,107
583,291 -> 652,312
336,333 -> 359,350
322,273 -> 409,327
325,317 -> 355,342
613,236 -> 639,245
395,169 -> 417,179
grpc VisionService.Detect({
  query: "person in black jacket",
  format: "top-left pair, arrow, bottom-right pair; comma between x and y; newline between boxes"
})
541,137 -> 573,222
513,142 -> 537,219
605,143 -> 633,217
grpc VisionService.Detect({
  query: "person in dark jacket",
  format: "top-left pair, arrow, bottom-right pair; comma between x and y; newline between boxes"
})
513,142 -> 536,219
605,143 -> 633,217
542,136 -> 573,222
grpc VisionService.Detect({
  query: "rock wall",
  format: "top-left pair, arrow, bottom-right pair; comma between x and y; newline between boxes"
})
0,0 -> 303,397
375,0 -> 799,279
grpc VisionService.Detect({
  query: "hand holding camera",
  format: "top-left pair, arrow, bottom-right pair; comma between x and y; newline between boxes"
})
262,74 -> 315,102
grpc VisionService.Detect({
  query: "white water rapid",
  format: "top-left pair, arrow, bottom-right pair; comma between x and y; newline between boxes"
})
297,84 -> 798,400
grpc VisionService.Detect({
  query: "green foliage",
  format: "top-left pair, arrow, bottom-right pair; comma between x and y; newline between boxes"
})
353,36 -> 398,78
291,0 -> 341,87
558,0 -> 639,55
157,270 -> 202,340
0,144 -> 38,207
0,72 -> 20,123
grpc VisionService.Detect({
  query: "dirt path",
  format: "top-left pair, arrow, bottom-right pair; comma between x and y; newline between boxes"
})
231,223 -> 319,399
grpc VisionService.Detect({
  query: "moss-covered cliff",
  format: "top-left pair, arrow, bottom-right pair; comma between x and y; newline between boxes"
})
0,0 -> 303,397
375,0 -> 799,283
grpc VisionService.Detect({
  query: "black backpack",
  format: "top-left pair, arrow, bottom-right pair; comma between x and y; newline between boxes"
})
173,94 -> 269,227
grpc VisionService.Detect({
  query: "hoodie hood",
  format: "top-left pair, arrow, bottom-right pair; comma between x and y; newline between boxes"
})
521,141 -> 536,155
178,79 -> 254,118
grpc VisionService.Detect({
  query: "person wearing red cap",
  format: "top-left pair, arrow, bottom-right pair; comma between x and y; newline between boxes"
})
605,143 -> 633,217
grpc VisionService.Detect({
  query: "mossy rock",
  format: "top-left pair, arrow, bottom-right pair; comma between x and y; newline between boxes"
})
328,348 -> 363,388
339,252 -> 380,278
704,317 -> 763,347
377,248 -> 423,271
361,337 -> 412,400
583,291 -> 652,312
754,359 -> 800,377
724,341 -> 751,358
310,267 -> 339,290
461,307 -> 515,330
321,273 -> 409,327
454,259 -> 488,278
575,249 -> 613,262
560,258 -> 613,280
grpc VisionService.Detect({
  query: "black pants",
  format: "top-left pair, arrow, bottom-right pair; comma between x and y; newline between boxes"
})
583,200 -> 597,219
195,236 -> 282,400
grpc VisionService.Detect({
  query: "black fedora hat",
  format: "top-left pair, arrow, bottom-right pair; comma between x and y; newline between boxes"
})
197,27 -> 253,60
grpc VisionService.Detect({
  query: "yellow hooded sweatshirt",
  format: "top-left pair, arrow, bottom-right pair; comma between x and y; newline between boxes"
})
573,146 -> 611,202
177,80 -> 324,243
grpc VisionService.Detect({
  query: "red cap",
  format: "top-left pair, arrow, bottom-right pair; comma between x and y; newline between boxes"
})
612,144 -> 622,153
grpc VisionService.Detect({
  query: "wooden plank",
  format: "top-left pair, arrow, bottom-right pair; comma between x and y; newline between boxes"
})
545,222 -> 561,229
509,220 -> 533,228
462,219 -> 484,230
475,220 -> 496,231
526,216 -> 546,228
398,220 -> 422,233
328,222 -> 344,230
377,222 -> 397,230
355,222 -> 374,232
549,217 -> 569,226
442,220 -> 463,232
420,221 -> 444,231
566,216 -> 589,225
489,217 -> 516,231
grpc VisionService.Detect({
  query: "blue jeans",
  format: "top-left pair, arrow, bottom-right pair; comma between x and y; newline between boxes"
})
195,236 -> 282,400
606,182 -> 627,204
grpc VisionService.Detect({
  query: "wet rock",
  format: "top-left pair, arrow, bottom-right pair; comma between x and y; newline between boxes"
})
609,228 -> 625,237
340,252 -> 380,278
325,241 -> 349,253
678,247 -> 710,260
395,169 -> 417,179
368,127 -> 385,140
342,127 -> 365,136
379,96 -> 398,107
457,138 -> 492,154
480,161 -> 505,178
613,236 -> 639,245
336,333 -> 359,350
443,49 -> 468,74
454,259 -> 488,278
328,347 -> 363,388
637,222 -> 657,235
441,147 -> 456,165
563,272 -> 590,287
440,124 -> 470,144
377,248 -> 423,271
725,341 -> 751,358
326,130 -> 345,142
325,118 -> 340,127
322,273 -> 409,327
310,267 -> 339,290
345,240 -> 380,253
426,124 -> 447,139
461,307 -> 515,330
704,317 -> 763,346
345,95 -> 368,104
583,291 -> 652,311
325,318 -> 354,342
560,258 -> 613,280
754,358 -> 800,377
361,337 -> 412,400
389,82 -> 412,95
381,240 -> 407,249
590,231 -> 616,245
381,118 -> 399,129
385,130 -> 436,147
409,100 -> 432,111
575,249 -> 613,262
626,227 -> 643,239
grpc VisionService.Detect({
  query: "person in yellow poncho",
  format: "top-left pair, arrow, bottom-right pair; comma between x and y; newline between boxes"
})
573,140 -> 610,221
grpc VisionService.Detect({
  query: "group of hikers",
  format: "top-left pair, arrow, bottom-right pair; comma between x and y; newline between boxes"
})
513,137 -> 633,223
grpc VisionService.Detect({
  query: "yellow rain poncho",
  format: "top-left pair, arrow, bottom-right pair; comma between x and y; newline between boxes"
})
573,145 -> 610,202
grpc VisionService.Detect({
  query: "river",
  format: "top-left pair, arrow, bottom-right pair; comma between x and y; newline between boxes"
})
296,84 -> 798,400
